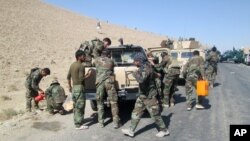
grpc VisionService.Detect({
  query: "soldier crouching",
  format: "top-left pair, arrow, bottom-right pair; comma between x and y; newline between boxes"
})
45,80 -> 66,115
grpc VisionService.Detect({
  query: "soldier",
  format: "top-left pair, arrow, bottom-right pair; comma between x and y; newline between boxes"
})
183,50 -> 206,111
45,80 -> 66,115
95,49 -> 120,128
150,51 -> 178,108
79,38 -> 105,67
25,67 -> 50,112
147,52 -> 162,100
122,53 -> 169,138
205,46 -> 219,88
103,37 -> 112,48
67,50 -> 89,130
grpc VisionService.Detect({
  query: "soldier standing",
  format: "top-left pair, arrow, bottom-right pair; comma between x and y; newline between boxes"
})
67,50 -> 88,130
25,67 -> 50,112
183,50 -> 206,111
45,80 -> 66,115
150,51 -> 177,108
122,53 -> 169,138
206,46 -> 219,88
95,50 -> 120,128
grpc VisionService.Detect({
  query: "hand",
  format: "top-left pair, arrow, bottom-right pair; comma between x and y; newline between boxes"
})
38,90 -> 44,95
156,73 -> 161,78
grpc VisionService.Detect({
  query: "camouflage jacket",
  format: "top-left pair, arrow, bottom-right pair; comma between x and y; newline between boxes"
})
206,51 -> 219,65
45,83 -> 66,103
79,39 -> 104,66
133,62 -> 158,98
183,56 -> 205,78
25,68 -> 43,92
95,56 -> 114,85
154,55 -> 171,74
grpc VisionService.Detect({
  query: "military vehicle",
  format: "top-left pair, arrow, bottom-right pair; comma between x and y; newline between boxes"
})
147,47 -> 206,79
84,45 -> 147,111
170,48 -> 206,78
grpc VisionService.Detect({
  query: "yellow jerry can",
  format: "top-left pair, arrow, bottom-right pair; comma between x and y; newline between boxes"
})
196,80 -> 209,96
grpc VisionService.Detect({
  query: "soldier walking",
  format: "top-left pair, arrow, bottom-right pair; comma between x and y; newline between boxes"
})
206,46 -> 219,88
122,53 -> 169,138
183,50 -> 206,111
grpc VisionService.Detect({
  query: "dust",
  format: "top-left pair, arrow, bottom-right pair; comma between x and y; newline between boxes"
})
32,121 -> 62,132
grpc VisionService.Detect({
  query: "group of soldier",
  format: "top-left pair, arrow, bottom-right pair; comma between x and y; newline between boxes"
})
25,38 -> 219,138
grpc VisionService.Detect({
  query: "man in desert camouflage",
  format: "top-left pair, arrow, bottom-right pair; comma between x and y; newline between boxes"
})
67,50 -> 89,130
183,50 -> 206,111
205,46 -> 219,88
45,79 -> 66,115
95,49 -> 120,129
25,67 -> 50,112
122,52 -> 169,138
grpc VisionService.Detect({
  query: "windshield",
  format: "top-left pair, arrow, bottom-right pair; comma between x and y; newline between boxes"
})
171,52 -> 178,59
110,48 -> 145,64
181,52 -> 193,58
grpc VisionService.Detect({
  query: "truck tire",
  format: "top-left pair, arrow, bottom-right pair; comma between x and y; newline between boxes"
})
90,100 -> 97,111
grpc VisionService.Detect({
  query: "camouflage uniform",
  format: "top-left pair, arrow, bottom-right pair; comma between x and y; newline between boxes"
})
79,39 -> 104,67
95,56 -> 120,126
130,57 -> 167,132
67,61 -> 86,128
183,56 -> 205,107
25,68 -> 43,111
154,54 -> 177,106
45,80 -> 66,114
205,51 -> 219,87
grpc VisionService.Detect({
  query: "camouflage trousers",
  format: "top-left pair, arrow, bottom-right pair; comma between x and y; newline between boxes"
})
72,85 -> 86,128
96,77 -> 120,125
206,65 -> 217,86
130,96 -> 167,132
25,87 -> 39,111
185,76 -> 204,106
46,97 -> 64,113
162,75 -> 178,105
155,78 -> 162,97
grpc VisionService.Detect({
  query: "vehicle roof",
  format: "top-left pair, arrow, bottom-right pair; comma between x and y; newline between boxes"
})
108,44 -> 144,49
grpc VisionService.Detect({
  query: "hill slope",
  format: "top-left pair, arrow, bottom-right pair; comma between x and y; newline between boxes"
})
0,0 -> 166,113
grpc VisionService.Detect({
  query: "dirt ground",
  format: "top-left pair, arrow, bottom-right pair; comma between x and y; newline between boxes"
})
0,0 -> 167,121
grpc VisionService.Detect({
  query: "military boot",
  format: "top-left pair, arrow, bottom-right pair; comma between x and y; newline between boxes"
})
122,129 -> 134,137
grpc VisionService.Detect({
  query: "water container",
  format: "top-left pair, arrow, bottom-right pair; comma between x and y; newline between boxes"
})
196,80 -> 209,96
35,93 -> 45,102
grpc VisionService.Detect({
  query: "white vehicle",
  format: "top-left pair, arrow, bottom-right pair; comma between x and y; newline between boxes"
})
245,54 -> 250,65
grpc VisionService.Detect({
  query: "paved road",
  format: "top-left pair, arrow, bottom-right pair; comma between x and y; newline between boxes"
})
1,63 -> 250,141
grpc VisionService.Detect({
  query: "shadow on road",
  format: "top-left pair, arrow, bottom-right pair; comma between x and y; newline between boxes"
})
213,83 -> 221,88
174,93 -> 186,104
135,113 -> 173,136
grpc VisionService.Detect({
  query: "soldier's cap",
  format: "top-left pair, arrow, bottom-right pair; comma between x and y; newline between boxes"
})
51,79 -> 60,85
133,52 -> 147,62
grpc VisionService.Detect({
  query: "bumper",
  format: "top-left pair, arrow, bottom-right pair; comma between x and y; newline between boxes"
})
85,88 -> 139,101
